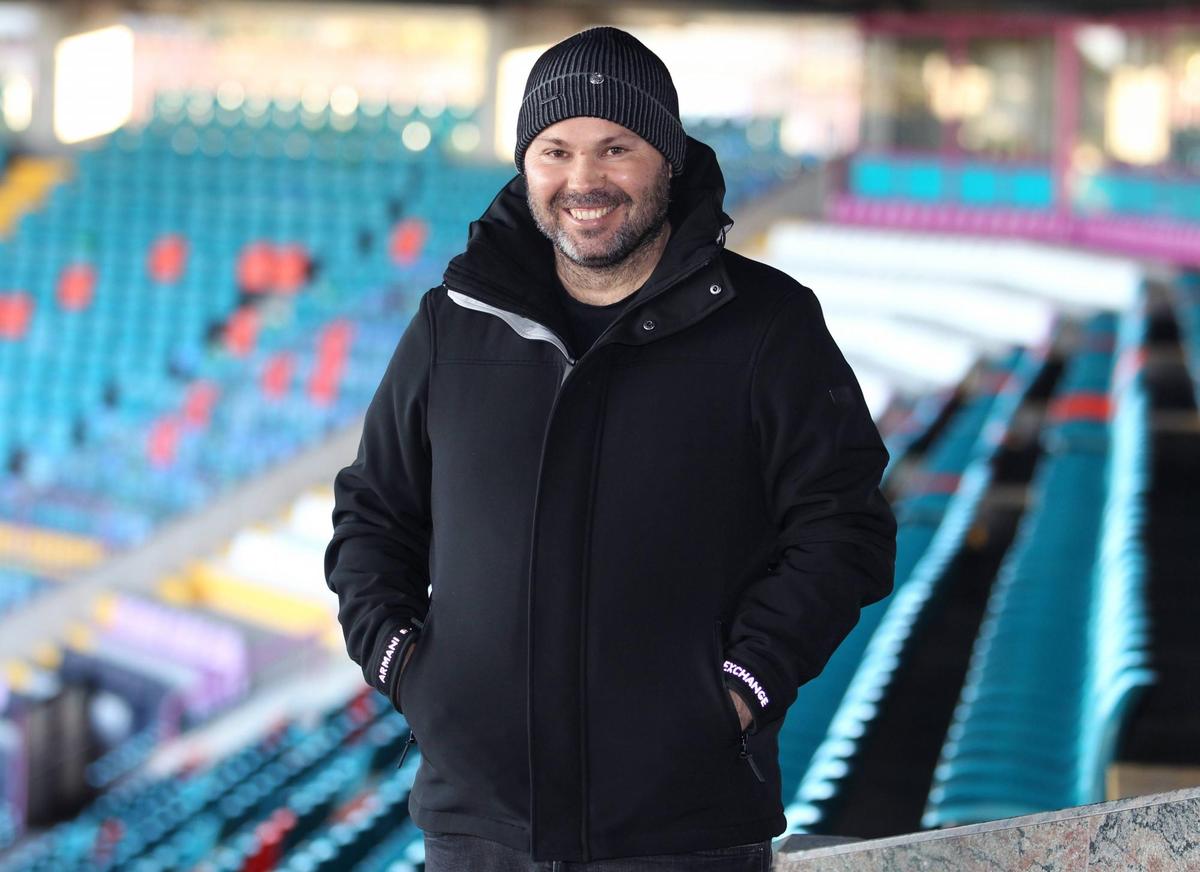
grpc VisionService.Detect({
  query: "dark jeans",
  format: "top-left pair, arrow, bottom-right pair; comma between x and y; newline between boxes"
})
423,831 -> 774,871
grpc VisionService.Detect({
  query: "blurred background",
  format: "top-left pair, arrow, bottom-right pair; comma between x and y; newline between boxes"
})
0,0 -> 1197,869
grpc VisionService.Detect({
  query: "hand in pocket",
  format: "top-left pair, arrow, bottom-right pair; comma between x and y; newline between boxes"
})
728,688 -> 753,732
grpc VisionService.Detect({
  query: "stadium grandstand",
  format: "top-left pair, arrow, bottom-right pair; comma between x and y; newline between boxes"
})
0,1 -> 1198,870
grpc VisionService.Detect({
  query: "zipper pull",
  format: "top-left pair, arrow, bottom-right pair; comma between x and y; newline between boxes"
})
739,733 -> 766,783
397,729 -> 418,769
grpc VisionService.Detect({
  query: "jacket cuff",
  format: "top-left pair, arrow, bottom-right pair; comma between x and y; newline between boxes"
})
368,615 -> 424,710
721,651 -> 790,731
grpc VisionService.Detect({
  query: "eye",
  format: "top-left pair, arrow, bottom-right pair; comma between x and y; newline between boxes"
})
606,146 -> 627,155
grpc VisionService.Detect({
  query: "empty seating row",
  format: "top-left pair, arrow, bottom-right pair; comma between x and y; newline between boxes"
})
846,153 -> 1200,225
0,594 -> 330,832
1,688 -> 412,872
0,482 -> 353,839
780,343 -> 1048,828
1076,302 -> 1154,804
879,384 -> 958,481
0,136 -> 460,462
922,305 -> 1153,827
0,114 -> 513,558
849,154 -> 1054,210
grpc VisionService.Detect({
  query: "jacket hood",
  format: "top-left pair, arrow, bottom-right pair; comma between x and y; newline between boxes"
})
443,135 -> 734,332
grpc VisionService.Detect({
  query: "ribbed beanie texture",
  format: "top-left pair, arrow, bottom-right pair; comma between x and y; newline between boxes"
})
514,26 -> 686,176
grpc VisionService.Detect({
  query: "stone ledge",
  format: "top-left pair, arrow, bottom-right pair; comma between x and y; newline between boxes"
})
774,785 -> 1200,871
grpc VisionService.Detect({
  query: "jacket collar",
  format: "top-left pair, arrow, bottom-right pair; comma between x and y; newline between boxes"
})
442,135 -> 736,347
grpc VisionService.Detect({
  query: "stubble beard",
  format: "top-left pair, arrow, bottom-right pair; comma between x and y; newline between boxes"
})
528,161 -> 672,270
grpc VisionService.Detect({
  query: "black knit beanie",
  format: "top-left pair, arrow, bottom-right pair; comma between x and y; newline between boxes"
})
514,26 -> 687,177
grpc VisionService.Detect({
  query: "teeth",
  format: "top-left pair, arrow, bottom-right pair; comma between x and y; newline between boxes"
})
569,205 -> 615,220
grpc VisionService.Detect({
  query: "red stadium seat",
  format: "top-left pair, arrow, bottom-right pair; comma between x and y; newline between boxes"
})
0,291 -> 33,339
147,234 -> 189,284
57,264 -> 96,311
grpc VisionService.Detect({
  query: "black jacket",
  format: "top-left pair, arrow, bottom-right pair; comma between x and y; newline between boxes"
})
324,136 -> 897,862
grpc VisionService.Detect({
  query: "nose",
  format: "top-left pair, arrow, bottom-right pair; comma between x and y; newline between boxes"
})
564,154 -> 606,198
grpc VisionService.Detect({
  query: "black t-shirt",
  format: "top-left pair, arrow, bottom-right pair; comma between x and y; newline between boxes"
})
557,282 -> 642,358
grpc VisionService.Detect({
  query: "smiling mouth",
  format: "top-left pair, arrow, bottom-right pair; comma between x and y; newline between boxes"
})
565,204 -> 618,222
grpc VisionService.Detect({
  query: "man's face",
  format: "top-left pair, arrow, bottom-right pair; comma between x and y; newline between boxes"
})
525,117 -> 672,269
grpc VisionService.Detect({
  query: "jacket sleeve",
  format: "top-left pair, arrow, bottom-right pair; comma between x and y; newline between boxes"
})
722,286 -> 897,733
324,289 -> 436,712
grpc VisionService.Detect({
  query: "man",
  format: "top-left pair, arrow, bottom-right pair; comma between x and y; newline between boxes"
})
325,25 -> 896,871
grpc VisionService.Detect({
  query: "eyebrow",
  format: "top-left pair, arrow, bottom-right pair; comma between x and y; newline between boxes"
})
534,134 -> 634,147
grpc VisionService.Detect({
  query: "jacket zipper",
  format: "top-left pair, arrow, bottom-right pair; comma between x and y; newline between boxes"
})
443,249 -> 716,386
739,734 -> 766,783
442,285 -> 581,856
444,285 -> 576,384
397,728 -> 417,769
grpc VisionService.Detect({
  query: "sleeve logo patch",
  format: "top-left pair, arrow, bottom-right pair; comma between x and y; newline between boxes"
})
378,628 -> 410,686
724,660 -> 770,708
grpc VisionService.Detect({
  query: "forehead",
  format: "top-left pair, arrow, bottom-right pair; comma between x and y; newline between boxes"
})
531,116 -> 647,146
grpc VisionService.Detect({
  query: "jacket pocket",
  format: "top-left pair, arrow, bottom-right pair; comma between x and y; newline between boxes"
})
397,601 -> 433,717
712,619 -> 745,745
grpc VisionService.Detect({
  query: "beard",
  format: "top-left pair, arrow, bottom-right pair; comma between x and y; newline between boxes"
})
527,160 -> 672,269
